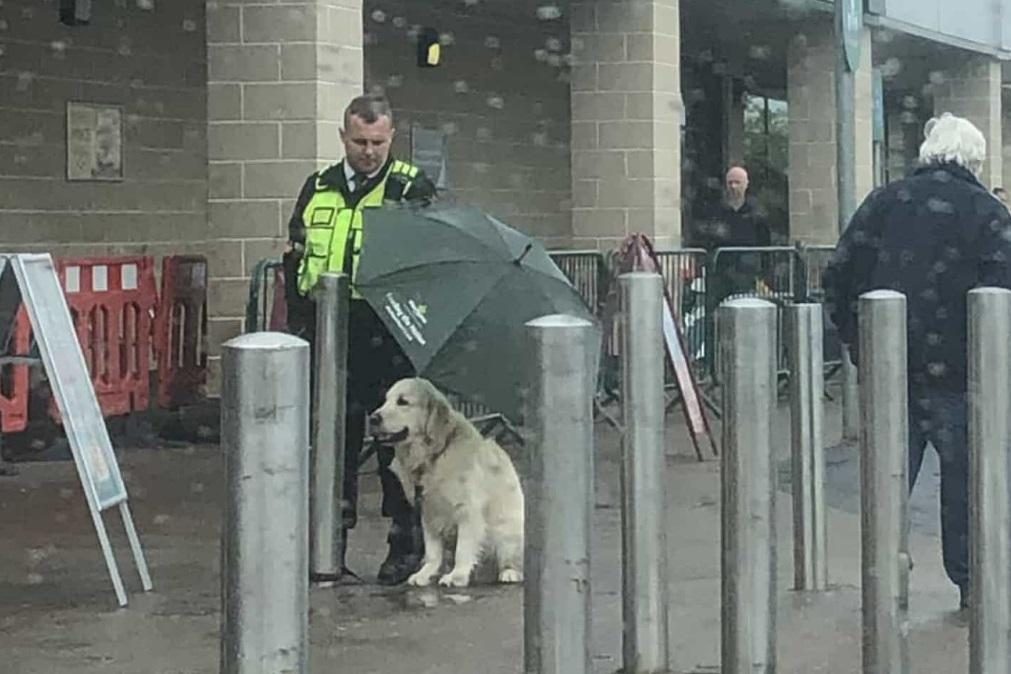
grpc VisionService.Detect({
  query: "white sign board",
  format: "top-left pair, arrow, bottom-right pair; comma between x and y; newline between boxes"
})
9,255 -> 127,508
1,254 -> 151,606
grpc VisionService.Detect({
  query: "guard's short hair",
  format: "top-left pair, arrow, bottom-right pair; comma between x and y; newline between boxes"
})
919,112 -> 986,175
344,94 -> 394,128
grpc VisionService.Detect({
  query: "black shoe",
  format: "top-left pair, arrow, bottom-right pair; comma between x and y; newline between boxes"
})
377,550 -> 423,585
377,520 -> 424,585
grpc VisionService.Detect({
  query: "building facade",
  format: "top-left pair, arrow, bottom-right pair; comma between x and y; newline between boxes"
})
2,0 -> 1010,385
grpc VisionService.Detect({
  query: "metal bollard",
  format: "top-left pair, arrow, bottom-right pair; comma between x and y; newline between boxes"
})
524,314 -> 597,674
719,298 -> 777,674
619,273 -> 669,673
841,351 -> 860,441
309,272 -> 350,582
220,333 -> 310,674
968,288 -> 1011,674
786,304 -> 828,592
858,290 -> 909,674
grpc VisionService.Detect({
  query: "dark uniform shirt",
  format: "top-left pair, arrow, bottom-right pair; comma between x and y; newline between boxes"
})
697,195 -> 772,251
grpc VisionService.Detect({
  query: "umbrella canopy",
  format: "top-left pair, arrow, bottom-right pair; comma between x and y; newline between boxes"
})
356,205 -> 599,421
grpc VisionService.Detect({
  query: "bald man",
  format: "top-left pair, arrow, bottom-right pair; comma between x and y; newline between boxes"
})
698,166 -> 771,250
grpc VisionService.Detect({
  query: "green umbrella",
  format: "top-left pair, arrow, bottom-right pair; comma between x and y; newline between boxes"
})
355,204 -> 599,421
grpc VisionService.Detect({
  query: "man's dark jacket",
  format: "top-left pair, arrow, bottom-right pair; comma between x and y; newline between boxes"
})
696,195 -> 772,250
824,162 -> 1011,392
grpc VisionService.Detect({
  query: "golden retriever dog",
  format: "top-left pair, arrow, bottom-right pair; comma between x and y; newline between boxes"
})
369,378 -> 524,588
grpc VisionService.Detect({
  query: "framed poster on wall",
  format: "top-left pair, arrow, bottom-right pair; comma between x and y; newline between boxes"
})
66,101 -> 123,182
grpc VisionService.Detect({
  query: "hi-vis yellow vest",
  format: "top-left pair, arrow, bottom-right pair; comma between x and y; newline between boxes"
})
296,160 -> 420,297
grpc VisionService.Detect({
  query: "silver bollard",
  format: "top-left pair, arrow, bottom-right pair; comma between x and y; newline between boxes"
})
787,304 -> 828,592
310,272 -> 350,582
858,290 -> 909,674
841,351 -> 860,441
619,273 -> 669,673
220,333 -> 310,674
968,288 -> 1011,674
524,314 -> 597,674
719,298 -> 778,674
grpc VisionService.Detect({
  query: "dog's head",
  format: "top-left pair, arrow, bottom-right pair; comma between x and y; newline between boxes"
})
369,378 -> 453,449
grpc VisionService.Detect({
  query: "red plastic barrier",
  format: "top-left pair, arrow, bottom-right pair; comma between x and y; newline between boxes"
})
50,256 -> 158,420
0,306 -> 31,433
154,255 -> 208,409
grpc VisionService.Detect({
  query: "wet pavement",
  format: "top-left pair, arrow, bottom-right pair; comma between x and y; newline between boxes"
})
0,399 -> 971,673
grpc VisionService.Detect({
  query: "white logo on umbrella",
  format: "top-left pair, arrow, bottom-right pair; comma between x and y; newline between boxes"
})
384,292 -> 427,345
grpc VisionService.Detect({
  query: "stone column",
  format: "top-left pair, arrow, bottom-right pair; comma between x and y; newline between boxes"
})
933,56 -> 1003,189
570,0 -> 683,251
786,22 -> 873,244
1002,89 -> 1011,191
205,0 -> 363,387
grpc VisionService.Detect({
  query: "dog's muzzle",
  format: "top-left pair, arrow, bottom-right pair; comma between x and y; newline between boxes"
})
372,428 -> 409,444
368,412 -> 409,444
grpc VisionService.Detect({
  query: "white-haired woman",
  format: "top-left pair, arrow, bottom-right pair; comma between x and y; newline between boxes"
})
824,112 -> 1011,611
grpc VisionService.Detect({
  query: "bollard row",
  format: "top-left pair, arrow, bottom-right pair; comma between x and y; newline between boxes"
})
215,285 -> 1011,674
719,298 -> 778,674
787,304 -> 827,592
524,314 -> 596,674
220,333 -> 310,674
858,291 -> 910,674
309,272 -> 350,583
968,288 -> 1011,674
619,273 -> 670,673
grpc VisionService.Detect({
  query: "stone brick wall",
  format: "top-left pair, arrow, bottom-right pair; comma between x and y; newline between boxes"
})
787,23 -> 873,245
933,56 -> 1003,190
363,0 -> 573,247
205,0 -> 364,384
569,0 -> 683,251
0,0 -> 208,259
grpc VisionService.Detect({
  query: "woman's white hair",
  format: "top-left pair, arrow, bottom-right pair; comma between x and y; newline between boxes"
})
918,112 -> 987,175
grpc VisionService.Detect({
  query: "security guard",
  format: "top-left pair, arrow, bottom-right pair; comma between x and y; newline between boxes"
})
284,94 -> 436,585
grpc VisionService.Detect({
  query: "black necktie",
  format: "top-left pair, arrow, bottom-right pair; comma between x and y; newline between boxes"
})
352,172 -> 369,193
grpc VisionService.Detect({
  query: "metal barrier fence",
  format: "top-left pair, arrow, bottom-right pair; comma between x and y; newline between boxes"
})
243,243 -> 844,413
655,249 -> 707,379
244,250 -> 609,420
549,250 -> 622,409
706,247 -> 801,384
549,250 -> 608,315
799,245 -> 844,371
800,244 -> 836,302
245,259 -> 285,333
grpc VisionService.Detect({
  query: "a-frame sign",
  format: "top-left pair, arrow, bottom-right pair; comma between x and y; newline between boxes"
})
0,253 -> 152,606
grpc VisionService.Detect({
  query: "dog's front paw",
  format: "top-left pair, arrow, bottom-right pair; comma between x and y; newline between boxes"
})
498,569 -> 523,584
438,569 -> 471,588
407,568 -> 438,587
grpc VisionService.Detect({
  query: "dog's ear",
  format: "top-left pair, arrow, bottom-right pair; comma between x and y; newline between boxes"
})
422,385 -> 452,448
